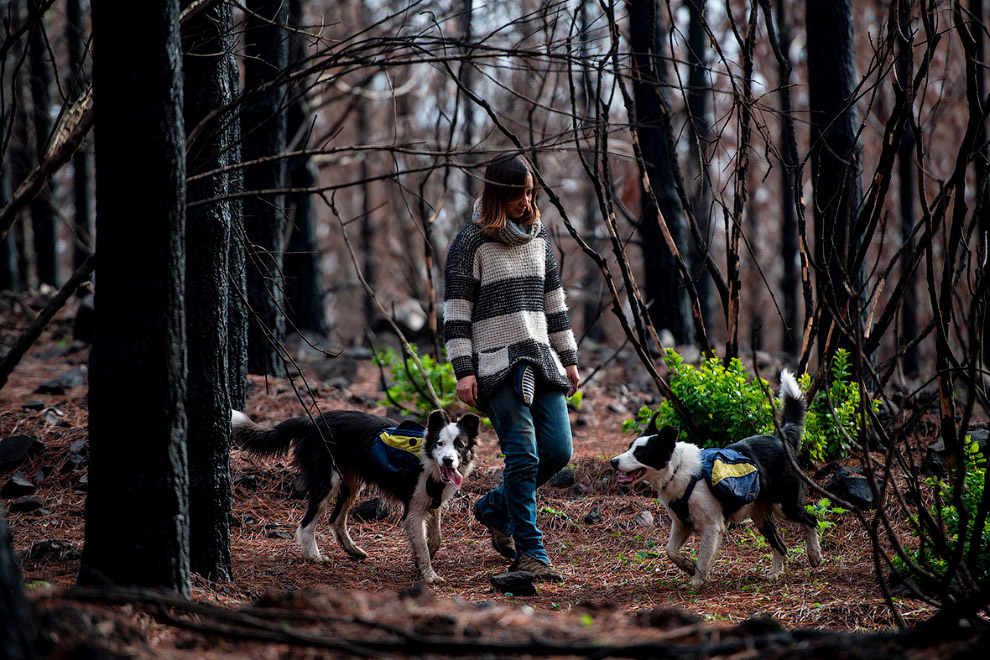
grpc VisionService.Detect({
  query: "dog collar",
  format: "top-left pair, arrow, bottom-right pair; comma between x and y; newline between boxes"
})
659,457 -> 681,492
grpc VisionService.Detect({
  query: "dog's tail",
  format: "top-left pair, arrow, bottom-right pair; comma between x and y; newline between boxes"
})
231,410 -> 315,458
778,369 -> 806,452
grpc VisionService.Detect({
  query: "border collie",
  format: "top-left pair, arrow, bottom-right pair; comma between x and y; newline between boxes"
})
610,370 -> 821,587
231,409 -> 480,583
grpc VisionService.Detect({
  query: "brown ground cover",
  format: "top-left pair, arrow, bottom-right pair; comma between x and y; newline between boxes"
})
1,293 -> 952,657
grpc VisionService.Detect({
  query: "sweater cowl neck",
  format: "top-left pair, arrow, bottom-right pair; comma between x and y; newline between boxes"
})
472,198 -> 541,246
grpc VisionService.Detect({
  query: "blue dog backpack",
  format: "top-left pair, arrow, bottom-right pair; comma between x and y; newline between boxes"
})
669,447 -> 760,523
700,447 -> 760,509
370,420 -> 426,476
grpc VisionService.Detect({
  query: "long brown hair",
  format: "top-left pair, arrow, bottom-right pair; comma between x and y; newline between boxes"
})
476,153 -> 540,235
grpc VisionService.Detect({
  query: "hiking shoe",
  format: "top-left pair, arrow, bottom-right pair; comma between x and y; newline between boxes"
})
510,553 -> 563,582
473,500 -> 516,559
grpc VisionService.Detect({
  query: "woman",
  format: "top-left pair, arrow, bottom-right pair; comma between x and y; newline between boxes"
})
443,153 -> 580,581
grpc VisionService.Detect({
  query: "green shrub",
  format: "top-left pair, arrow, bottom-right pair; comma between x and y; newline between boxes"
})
799,349 -> 879,464
895,439 -> 990,587
623,348 -> 874,464
375,344 -> 457,418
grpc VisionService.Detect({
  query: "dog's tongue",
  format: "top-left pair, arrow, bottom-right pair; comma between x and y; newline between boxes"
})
441,466 -> 463,487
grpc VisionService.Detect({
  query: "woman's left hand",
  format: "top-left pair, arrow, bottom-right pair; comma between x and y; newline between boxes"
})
565,364 -> 580,396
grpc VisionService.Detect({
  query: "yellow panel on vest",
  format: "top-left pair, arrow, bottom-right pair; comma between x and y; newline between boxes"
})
710,458 -> 757,487
378,430 -> 423,456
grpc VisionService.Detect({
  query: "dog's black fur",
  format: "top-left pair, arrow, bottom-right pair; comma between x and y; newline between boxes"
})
610,370 -> 821,586
231,408 -> 480,583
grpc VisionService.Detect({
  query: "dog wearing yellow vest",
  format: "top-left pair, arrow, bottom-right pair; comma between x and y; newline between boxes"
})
231,409 -> 480,583
609,371 -> 821,587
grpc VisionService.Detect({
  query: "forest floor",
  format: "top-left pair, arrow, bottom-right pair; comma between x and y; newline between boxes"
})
1,291 -> 982,658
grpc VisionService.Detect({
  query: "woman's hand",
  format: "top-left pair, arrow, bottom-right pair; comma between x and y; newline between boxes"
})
565,364 -> 580,397
456,374 -> 478,407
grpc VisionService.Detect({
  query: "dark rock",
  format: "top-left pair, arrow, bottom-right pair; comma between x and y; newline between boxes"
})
490,571 -> 538,596
0,435 -> 44,472
567,483 -> 588,497
21,401 -> 45,411
267,529 -> 293,540
75,474 -> 88,491
574,415 -> 588,427
233,472 -> 257,489
34,380 -> 65,395
824,465 -> 875,510
69,439 -> 88,455
9,495 -> 45,513
74,293 -> 95,343
583,506 -> 602,525
58,367 -> 88,388
351,497 -> 390,522
26,539 -> 79,563
2,474 -> 36,498
923,439 -> 946,478
33,465 -> 54,484
548,467 -> 575,489
633,510 -> 655,527
62,450 -> 87,473
633,606 -> 702,629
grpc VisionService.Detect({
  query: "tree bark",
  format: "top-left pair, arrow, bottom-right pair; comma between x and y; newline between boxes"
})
284,0 -> 328,338
0,505 -> 35,660
626,0 -> 695,346
66,0 -> 93,272
243,0 -> 288,377
182,0 -> 234,582
28,1 -> 58,287
805,0 -> 865,365
0,159 -> 17,291
774,0 -> 801,356
80,0 -> 190,594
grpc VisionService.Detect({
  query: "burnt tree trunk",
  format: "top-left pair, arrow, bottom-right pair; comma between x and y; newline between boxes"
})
28,1 -> 58,287
775,0 -> 801,356
0,506 -> 35,659
182,0 -> 234,582
284,0 -> 328,338
0,162 -> 17,291
80,0 -> 190,594
805,0 -> 865,365
685,0 -> 714,331
227,53 -> 248,410
243,0 -> 288,377
627,0 -> 695,346
66,0 -> 93,271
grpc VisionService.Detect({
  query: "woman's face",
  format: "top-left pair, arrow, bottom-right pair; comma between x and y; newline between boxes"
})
506,173 -> 534,220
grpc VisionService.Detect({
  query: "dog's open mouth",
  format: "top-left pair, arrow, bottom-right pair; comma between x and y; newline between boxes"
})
439,466 -> 463,487
616,468 -> 646,484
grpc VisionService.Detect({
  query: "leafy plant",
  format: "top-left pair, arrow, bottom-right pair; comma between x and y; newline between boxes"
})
375,344 -> 457,417
623,348 -> 875,465
805,497 -> 849,542
799,349 -> 879,464
895,438 -> 990,587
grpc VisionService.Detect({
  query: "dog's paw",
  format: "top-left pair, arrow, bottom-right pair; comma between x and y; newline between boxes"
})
345,547 -> 368,560
421,571 -> 443,584
302,552 -> 329,564
689,575 -> 705,589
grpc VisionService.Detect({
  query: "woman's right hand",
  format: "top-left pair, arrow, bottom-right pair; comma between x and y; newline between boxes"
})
456,375 -> 478,408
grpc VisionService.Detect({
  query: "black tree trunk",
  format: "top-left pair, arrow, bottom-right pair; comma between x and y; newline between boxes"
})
243,0 -> 288,377
28,4 -> 58,287
775,0 -> 801,356
66,0 -> 93,271
80,0 -> 190,594
627,0 -> 695,346
685,0 -> 714,331
182,0 -> 234,582
227,50 -> 248,410
805,0 -> 864,365
283,0 -> 328,338
0,161 -> 17,291
0,506 -> 35,660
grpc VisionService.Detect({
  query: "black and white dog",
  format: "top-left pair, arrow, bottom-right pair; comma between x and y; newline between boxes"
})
231,408 -> 480,583
610,370 -> 821,587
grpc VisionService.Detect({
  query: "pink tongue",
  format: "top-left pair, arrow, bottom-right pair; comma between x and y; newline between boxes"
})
441,466 -> 463,487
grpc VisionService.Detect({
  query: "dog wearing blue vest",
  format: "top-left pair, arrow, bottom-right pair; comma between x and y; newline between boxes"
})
231,408 -> 480,583
609,370 -> 821,587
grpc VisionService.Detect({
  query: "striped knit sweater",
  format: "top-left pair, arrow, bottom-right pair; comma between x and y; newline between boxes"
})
443,216 -> 578,405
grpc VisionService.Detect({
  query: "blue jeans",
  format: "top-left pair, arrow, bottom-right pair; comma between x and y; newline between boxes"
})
475,377 -> 572,564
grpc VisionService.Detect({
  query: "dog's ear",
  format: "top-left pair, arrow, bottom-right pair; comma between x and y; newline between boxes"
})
427,410 -> 448,436
645,412 -> 661,436
657,425 -> 679,448
457,413 -> 481,439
